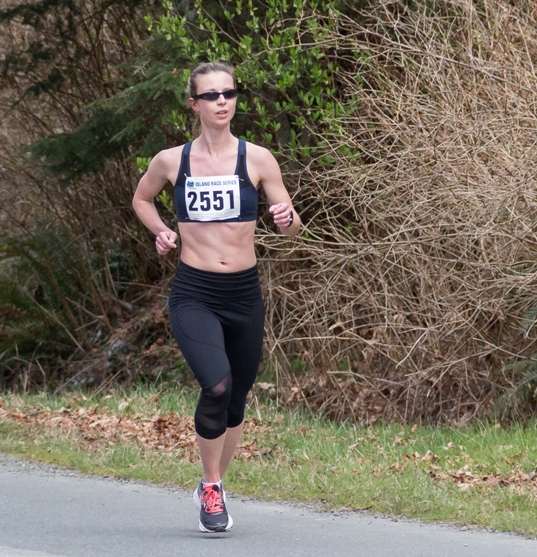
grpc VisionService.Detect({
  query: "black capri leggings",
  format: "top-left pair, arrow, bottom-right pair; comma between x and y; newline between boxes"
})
169,261 -> 265,440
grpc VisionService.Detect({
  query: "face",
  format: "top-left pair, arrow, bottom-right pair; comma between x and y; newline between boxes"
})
189,71 -> 237,127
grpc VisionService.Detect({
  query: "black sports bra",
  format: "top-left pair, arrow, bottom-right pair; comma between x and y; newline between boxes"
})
174,140 -> 259,223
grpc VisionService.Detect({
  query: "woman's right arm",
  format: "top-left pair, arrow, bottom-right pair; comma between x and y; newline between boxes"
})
132,151 -> 178,255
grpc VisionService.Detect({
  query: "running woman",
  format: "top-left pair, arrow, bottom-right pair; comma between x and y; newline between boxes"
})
132,62 -> 301,533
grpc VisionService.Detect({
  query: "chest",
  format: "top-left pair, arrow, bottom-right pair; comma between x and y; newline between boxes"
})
189,152 -> 238,177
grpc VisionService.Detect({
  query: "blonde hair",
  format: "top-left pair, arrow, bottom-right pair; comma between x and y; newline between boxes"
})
189,62 -> 236,98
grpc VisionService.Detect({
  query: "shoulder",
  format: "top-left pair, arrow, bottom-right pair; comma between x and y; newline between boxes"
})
244,141 -> 281,176
145,145 -> 186,181
243,141 -> 285,191
150,145 -> 185,168
244,141 -> 276,163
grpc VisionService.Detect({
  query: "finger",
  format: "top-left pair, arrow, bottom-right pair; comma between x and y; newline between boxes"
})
156,237 -> 169,252
269,203 -> 285,214
158,233 -> 177,248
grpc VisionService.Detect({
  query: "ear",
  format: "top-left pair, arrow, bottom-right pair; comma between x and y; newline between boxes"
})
188,98 -> 199,112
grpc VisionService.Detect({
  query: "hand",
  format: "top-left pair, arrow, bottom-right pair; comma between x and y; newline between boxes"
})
269,203 -> 292,228
155,230 -> 178,255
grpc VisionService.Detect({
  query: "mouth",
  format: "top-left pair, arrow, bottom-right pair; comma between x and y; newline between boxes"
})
215,110 -> 228,117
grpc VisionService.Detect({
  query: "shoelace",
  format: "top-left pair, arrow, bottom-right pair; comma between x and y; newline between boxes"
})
200,485 -> 225,514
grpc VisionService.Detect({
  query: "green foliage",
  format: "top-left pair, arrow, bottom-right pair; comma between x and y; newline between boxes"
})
30,110 -> 130,179
0,226 -> 137,383
520,301 -> 537,334
138,0 -> 361,163
290,356 -> 307,376
0,228 -> 82,377
0,0 -> 168,388
52,0 -> 361,174
135,157 -> 152,174
492,302 -> 537,419
7,0 -> 365,233
157,189 -> 175,217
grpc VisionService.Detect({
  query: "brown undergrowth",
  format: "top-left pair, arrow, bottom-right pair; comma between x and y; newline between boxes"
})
0,398 -> 269,462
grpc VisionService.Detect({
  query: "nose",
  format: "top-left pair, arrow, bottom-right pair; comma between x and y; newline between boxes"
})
216,93 -> 226,104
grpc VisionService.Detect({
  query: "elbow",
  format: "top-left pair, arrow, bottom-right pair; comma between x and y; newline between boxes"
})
132,193 -> 145,215
132,195 -> 140,215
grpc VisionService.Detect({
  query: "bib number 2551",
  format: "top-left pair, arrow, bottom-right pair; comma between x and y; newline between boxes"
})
187,189 -> 235,212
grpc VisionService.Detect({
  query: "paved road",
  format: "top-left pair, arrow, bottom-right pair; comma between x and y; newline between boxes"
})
0,454 -> 536,557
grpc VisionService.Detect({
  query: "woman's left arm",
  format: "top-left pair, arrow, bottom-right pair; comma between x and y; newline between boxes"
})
255,147 -> 301,237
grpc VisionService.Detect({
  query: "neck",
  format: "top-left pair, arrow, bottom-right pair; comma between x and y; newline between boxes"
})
196,128 -> 237,157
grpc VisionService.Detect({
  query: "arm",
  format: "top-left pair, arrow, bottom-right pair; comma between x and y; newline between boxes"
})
255,147 -> 301,237
132,150 -> 178,255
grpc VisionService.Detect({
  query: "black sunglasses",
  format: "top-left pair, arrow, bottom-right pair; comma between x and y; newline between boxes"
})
192,89 -> 238,102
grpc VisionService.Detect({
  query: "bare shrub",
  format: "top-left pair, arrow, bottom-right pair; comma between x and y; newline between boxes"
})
0,1 -> 164,385
258,0 -> 537,422
0,0 -> 158,277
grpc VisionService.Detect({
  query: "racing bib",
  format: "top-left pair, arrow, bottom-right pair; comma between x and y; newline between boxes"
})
185,175 -> 241,221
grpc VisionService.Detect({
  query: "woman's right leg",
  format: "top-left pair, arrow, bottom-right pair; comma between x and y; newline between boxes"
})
169,306 -> 232,470
169,304 -> 234,532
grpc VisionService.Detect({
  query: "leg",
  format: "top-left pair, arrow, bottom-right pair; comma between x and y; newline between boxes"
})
168,265 -> 262,533
225,297 -> 265,428
196,421 -> 242,482
170,308 -> 234,533
218,422 -> 244,479
197,433 -> 227,484
169,305 -> 233,482
195,374 -> 232,483
219,296 -> 265,478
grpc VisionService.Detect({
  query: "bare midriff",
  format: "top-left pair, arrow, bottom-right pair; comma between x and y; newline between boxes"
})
178,220 -> 257,273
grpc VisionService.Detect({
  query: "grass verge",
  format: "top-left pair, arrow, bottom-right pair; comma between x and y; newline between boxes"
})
0,387 -> 536,536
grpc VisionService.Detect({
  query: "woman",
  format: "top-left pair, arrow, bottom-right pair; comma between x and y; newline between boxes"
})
132,62 -> 301,533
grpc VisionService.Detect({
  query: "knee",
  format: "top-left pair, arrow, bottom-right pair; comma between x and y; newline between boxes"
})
204,374 -> 232,403
194,374 -> 232,440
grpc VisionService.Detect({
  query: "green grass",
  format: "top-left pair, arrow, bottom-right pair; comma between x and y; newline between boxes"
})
1,387 -> 537,536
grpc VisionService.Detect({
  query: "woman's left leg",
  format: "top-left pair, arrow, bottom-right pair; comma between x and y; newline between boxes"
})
218,423 -> 244,478
219,296 -> 265,478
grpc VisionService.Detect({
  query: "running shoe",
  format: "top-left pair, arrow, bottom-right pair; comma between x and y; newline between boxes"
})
193,482 -> 233,533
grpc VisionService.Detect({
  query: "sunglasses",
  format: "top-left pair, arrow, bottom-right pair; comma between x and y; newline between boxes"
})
192,89 -> 238,102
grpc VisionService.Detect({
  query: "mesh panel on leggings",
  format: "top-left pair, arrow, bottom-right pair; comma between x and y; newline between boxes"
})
194,374 -> 232,440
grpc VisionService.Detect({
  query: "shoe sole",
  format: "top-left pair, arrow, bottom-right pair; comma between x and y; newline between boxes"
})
198,514 -> 233,533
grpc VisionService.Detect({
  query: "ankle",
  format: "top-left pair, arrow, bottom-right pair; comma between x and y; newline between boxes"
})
201,478 -> 222,487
